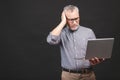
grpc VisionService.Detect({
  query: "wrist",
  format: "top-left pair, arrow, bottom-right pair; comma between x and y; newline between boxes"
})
61,20 -> 66,26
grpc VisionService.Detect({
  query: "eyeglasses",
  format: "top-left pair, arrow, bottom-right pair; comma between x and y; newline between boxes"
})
67,17 -> 79,22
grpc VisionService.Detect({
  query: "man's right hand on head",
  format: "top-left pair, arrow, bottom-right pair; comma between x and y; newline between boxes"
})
61,11 -> 67,25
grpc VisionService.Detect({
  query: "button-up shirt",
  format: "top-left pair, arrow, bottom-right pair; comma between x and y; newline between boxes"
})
47,25 -> 96,70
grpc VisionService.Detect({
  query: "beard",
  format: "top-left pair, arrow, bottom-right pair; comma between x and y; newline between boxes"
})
69,25 -> 79,31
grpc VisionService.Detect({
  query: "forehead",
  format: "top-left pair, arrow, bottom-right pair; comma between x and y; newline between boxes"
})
65,10 -> 79,19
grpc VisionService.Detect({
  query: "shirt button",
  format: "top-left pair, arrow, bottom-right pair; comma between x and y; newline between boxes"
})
74,47 -> 76,49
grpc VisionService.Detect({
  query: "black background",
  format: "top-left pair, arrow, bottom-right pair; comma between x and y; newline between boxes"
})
1,0 -> 120,80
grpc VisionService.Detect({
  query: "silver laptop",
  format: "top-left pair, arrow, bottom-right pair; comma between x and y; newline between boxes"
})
85,38 -> 114,59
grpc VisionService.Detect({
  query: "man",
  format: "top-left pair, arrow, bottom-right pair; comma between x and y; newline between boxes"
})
47,5 -> 104,80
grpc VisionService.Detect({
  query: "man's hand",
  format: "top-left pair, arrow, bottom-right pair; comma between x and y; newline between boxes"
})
89,57 -> 105,66
50,11 -> 67,36
61,11 -> 67,25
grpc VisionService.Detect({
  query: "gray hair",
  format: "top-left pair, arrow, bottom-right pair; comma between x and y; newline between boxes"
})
63,5 -> 79,13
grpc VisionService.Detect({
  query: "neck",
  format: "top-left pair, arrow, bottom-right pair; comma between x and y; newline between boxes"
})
69,26 -> 79,32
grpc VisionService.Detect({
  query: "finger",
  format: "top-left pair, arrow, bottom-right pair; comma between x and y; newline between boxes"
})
90,57 -> 100,65
91,58 -> 95,61
94,57 -> 100,63
89,60 -> 94,65
61,11 -> 66,22
99,58 -> 105,62
89,58 -> 96,65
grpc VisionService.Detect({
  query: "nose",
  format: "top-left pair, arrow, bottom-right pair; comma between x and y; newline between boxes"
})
73,20 -> 77,24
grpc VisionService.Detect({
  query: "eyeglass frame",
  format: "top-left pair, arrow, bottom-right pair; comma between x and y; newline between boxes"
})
66,17 -> 80,22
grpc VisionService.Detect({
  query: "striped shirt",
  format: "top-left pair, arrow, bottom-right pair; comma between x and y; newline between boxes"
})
47,25 -> 96,70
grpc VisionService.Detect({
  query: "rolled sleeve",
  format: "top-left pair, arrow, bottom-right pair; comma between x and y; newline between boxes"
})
82,60 -> 91,68
47,32 -> 61,45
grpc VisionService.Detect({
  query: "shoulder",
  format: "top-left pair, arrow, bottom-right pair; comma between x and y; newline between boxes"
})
79,26 -> 96,39
61,26 -> 69,33
79,26 -> 93,32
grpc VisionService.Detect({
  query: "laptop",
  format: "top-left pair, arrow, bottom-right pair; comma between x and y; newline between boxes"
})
85,38 -> 114,59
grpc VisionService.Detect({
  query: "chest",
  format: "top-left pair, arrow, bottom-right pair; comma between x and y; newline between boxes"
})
61,31 -> 89,47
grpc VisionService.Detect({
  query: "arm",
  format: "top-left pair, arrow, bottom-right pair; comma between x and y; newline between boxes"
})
47,11 -> 67,45
51,11 -> 66,36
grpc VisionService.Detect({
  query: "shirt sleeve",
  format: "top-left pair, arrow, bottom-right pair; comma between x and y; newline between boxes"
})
46,32 -> 61,45
82,60 -> 91,67
88,29 -> 96,39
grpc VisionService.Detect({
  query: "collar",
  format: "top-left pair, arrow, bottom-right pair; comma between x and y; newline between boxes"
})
67,25 -> 80,32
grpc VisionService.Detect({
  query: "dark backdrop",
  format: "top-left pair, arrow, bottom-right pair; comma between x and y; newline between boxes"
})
1,0 -> 120,80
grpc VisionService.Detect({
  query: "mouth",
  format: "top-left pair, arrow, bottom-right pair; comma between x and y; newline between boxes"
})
70,25 -> 78,30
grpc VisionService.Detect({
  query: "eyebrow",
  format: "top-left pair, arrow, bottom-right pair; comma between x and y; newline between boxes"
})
67,17 -> 79,21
